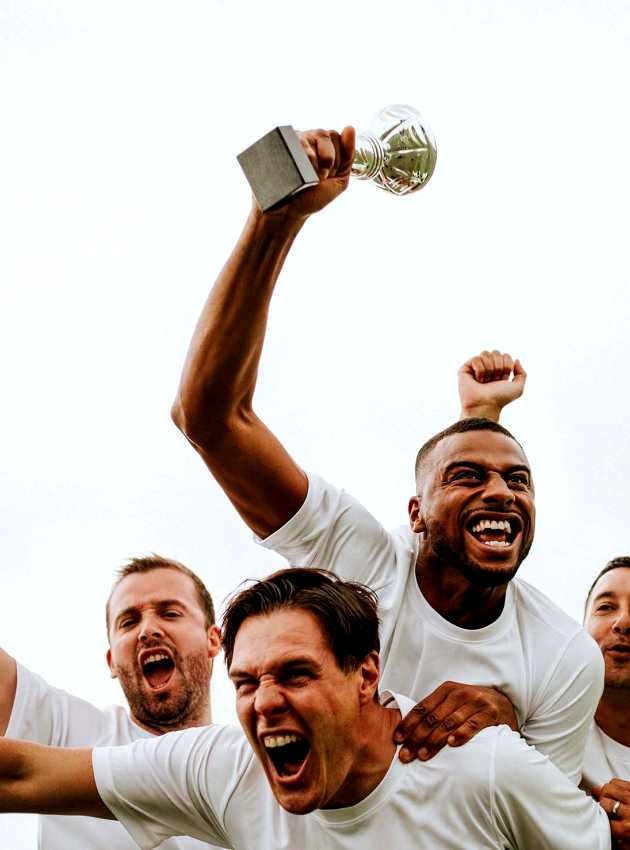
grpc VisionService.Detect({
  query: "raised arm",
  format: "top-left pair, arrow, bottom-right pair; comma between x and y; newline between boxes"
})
0,648 -> 17,736
172,127 -> 355,539
458,349 -> 526,422
0,738 -> 110,818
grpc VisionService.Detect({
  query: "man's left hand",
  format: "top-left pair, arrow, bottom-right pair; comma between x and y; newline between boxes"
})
593,779 -> 630,848
393,681 -> 518,763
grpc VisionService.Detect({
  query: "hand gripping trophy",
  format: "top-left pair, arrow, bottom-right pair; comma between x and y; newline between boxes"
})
238,104 -> 437,212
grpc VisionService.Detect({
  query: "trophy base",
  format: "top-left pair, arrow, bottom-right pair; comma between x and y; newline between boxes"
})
237,126 -> 319,212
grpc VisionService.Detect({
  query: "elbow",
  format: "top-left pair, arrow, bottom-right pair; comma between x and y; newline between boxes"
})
170,391 -> 247,451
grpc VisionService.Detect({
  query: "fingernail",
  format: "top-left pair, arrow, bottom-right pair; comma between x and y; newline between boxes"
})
447,735 -> 455,746
400,747 -> 411,762
393,732 -> 403,743
418,748 -> 429,760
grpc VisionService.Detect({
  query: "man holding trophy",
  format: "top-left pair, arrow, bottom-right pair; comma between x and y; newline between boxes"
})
171,114 -> 602,785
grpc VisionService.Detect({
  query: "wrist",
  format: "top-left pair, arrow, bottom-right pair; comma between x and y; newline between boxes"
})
459,403 -> 502,423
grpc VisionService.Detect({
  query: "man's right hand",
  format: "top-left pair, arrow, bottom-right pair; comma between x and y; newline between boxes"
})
458,350 -> 526,422
257,126 -> 356,221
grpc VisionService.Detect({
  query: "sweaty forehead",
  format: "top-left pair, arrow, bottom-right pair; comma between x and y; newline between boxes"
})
426,430 -> 529,474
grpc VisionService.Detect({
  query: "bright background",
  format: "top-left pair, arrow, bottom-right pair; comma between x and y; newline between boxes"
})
2,0 -> 629,845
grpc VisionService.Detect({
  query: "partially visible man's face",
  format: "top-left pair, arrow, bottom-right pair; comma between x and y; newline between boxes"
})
107,568 -> 220,731
229,608 -> 374,815
585,568 -> 630,690
410,431 -> 535,587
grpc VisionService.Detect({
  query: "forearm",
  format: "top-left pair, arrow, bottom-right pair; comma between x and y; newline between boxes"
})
172,206 -> 305,439
0,649 -> 17,736
0,738 -> 110,817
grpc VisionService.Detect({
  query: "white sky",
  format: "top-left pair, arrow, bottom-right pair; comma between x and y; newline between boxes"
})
2,0 -> 630,845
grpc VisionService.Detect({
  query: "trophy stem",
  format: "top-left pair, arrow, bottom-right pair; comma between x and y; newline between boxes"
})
351,132 -> 384,181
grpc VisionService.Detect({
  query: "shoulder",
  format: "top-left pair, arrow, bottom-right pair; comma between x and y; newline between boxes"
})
513,577 -> 584,639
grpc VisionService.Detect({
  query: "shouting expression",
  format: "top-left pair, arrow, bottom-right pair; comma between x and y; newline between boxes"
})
229,607 -> 377,815
107,568 -> 220,732
410,430 -> 535,587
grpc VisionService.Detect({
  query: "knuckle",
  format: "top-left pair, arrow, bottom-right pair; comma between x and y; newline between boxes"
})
426,712 -> 439,727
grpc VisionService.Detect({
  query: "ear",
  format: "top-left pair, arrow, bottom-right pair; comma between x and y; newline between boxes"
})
207,625 -> 221,661
408,496 -> 426,534
357,651 -> 380,705
106,648 -> 118,680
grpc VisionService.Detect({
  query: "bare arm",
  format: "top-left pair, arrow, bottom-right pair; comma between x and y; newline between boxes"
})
0,738 -> 111,818
172,126 -> 355,539
458,349 -> 526,422
0,648 -> 17,736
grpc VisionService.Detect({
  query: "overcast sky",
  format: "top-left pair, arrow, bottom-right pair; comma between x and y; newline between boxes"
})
2,0 -> 630,844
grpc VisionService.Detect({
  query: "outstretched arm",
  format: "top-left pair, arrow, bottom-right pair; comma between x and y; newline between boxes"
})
0,738 -> 110,818
458,349 -> 526,422
0,649 -> 17,736
172,127 -> 355,539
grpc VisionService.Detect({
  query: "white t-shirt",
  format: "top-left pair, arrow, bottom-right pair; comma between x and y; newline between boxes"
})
5,663 -> 221,850
582,721 -> 630,789
257,473 -> 604,783
93,693 -> 611,850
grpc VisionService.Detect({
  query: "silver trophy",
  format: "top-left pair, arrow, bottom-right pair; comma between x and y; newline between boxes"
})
238,104 -> 437,211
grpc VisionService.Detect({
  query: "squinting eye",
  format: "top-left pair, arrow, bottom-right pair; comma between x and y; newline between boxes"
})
509,474 -> 529,486
452,470 -> 480,481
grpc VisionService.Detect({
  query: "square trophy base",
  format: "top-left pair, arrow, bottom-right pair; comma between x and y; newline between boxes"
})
237,126 -> 319,212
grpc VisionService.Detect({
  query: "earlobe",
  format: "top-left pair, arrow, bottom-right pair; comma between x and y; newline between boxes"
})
106,648 -> 117,680
408,496 -> 426,534
207,625 -> 222,660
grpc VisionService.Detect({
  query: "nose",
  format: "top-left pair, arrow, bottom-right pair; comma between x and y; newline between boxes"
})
613,608 -> 630,635
139,614 -> 164,642
481,472 -> 515,507
254,679 -> 287,718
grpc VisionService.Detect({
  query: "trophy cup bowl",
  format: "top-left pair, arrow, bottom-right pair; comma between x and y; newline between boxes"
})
238,104 -> 437,212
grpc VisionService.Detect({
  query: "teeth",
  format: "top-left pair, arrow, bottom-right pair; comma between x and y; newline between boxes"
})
143,653 -> 169,665
486,540 -> 508,547
470,519 -> 512,534
263,734 -> 300,749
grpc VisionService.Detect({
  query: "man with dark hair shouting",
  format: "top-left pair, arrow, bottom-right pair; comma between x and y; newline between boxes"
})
0,554 -> 222,850
171,125 -> 602,781
0,569 -> 612,849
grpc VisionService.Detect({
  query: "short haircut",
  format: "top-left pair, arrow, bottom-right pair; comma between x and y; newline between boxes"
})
584,556 -> 630,617
415,417 -> 523,483
221,567 -> 380,672
106,554 -> 215,634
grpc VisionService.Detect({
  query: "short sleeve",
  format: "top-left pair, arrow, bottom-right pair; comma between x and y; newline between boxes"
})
257,473 -> 403,591
522,630 -> 604,784
6,663 -> 111,747
93,724 -> 251,850
492,726 -> 611,850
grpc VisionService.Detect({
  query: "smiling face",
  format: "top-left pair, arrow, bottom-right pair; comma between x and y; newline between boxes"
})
107,568 -> 220,732
410,430 -> 535,587
229,607 -> 376,815
585,568 -> 630,690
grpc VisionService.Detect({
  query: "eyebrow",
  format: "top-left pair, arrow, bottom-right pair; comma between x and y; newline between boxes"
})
114,598 -> 189,626
592,591 -> 618,604
229,655 -> 321,681
443,461 -> 531,476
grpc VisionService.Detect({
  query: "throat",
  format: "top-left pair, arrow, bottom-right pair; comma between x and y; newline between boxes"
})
415,557 -> 507,628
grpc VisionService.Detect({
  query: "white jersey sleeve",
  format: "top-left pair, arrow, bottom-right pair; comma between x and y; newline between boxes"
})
93,725 -> 252,850
492,726 -> 611,850
522,629 -> 604,784
6,662 -> 115,747
258,473 -> 403,591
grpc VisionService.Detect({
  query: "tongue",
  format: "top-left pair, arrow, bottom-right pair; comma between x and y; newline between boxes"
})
477,530 -> 507,544
144,661 -> 174,688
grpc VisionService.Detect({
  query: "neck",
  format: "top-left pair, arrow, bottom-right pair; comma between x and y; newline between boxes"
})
132,694 -> 212,736
415,551 -> 508,629
324,701 -> 399,809
595,689 -> 630,747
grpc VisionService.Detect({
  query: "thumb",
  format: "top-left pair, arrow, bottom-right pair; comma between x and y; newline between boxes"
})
590,786 -> 603,801
512,359 -> 527,388
338,126 -> 356,177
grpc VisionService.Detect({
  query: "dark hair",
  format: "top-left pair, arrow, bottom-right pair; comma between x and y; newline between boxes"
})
221,567 -> 380,672
106,554 -> 215,633
415,418 -> 523,482
584,556 -> 630,617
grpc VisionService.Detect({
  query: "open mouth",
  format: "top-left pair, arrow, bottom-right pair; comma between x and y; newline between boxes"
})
141,651 -> 175,689
466,515 -> 520,549
263,733 -> 310,780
